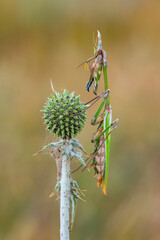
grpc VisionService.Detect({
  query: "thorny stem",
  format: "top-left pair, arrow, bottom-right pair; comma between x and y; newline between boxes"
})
60,153 -> 70,240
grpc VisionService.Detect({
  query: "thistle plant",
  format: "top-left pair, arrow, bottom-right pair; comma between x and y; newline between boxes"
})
35,89 -> 87,240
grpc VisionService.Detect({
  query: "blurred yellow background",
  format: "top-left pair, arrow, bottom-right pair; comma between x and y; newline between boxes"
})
0,0 -> 160,239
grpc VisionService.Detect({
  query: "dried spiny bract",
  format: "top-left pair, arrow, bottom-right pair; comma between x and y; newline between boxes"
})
42,90 -> 87,139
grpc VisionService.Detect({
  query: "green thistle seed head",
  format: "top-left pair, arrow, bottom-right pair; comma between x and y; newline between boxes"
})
42,90 -> 87,139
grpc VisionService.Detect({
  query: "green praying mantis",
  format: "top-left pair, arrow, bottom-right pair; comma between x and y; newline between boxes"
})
85,94 -> 118,195
72,90 -> 118,195
76,30 -> 119,195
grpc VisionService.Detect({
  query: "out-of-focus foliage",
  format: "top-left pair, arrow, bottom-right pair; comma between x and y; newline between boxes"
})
0,0 -> 160,239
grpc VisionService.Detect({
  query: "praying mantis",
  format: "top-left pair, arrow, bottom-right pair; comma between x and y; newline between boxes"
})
72,90 -> 118,195
77,30 -> 119,195
89,97 -> 118,195
78,30 -> 107,95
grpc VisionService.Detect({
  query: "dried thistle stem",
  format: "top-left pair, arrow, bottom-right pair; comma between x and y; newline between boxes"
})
60,153 -> 70,240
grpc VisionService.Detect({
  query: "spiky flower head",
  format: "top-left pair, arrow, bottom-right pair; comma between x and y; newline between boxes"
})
42,90 -> 87,139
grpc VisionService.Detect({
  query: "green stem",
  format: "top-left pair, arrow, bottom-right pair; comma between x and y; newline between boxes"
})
103,65 -> 110,105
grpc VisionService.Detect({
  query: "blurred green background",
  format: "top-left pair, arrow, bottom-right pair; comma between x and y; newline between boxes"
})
0,0 -> 160,239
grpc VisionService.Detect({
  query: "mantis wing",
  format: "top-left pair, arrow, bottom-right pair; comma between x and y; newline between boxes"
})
102,109 -> 112,195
